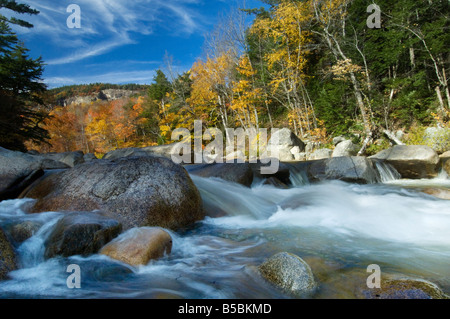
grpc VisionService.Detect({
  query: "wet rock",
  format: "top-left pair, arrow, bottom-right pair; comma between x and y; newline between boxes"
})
308,156 -> 380,184
370,145 -> 440,179
263,177 -> 289,189
0,169 -> 44,201
44,212 -> 122,258
23,156 -> 204,231
100,227 -> 172,266
0,147 -> 68,201
0,227 -> 17,281
258,252 -> 316,297
422,188 -> 450,200
358,276 -> 449,299
10,220 -> 42,243
188,163 -> 254,187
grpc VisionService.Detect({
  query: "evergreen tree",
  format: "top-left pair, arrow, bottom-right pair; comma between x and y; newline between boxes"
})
0,1 -> 49,151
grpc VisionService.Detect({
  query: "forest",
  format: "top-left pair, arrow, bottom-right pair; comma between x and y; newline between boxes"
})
2,0 -> 449,157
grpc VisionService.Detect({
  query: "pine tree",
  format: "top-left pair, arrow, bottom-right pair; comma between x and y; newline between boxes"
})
0,1 -> 49,151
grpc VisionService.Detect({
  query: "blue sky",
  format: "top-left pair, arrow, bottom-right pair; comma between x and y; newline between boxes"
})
5,0 -> 264,88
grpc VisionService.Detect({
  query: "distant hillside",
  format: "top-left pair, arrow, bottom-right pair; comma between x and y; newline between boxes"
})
49,83 -> 149,107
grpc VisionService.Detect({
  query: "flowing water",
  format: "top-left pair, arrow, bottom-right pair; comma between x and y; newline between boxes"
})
0,165 -> 449,299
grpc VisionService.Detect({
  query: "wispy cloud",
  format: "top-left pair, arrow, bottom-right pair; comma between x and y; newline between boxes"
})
14,0 -> 207,65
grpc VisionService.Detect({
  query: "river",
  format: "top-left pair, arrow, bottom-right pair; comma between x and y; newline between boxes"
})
0,165 -> 449,299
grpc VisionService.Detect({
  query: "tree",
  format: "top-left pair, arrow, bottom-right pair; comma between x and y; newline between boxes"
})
0,1 -> 48,151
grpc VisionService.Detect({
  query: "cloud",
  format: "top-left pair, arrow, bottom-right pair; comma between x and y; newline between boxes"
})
15,0 -> 207,65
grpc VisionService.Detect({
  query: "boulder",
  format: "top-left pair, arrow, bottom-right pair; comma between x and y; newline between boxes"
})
423,127 -> 450,154
44,212 -> 122,259
269,128 -> 305,149
266,128 -> 305,162
0,227 -> 17,281
143,144 -> 181,160
38,151 -> 85,168
103,144 -> 184,162
22,156 -> 204,231
0,147 -> 50,201
83,153 -> 98,162
357,276 -> 449,299
187,163 -> 254,187
308,148 -> 332,161
332,136 -> 347,146
308,156 -> 380,184
100,227 -> 172,266
332,140 -> 359,157
258,252 -> 315,297
370,145 -> 440,179
103,147 -> 150,160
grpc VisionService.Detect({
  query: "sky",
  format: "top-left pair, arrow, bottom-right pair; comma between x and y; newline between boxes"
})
4,0 -> 264,88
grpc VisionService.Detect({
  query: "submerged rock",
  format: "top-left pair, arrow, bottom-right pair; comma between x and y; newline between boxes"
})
100,227 -> 172,266
10,220 -> 42,243
0,227 -> 17,281
22,155 -> 204,231
44,212 -> 122,258
258,252 -> 316,297
370,145 -> 440,179
422,188 -> 450,200
358,276 -> 449,299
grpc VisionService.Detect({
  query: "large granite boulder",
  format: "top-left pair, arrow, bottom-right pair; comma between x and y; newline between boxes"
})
21,155 -> 204,231
370,145 -> 440,179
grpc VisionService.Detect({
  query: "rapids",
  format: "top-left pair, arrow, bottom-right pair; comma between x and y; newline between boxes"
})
0,165 -> 449,299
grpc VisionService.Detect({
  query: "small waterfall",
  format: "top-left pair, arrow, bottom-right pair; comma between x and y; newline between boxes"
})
284,163 -> 309,187
374,160 -> 401,183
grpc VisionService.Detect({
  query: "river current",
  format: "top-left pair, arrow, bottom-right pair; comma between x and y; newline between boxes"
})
0,166 -> 449,299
